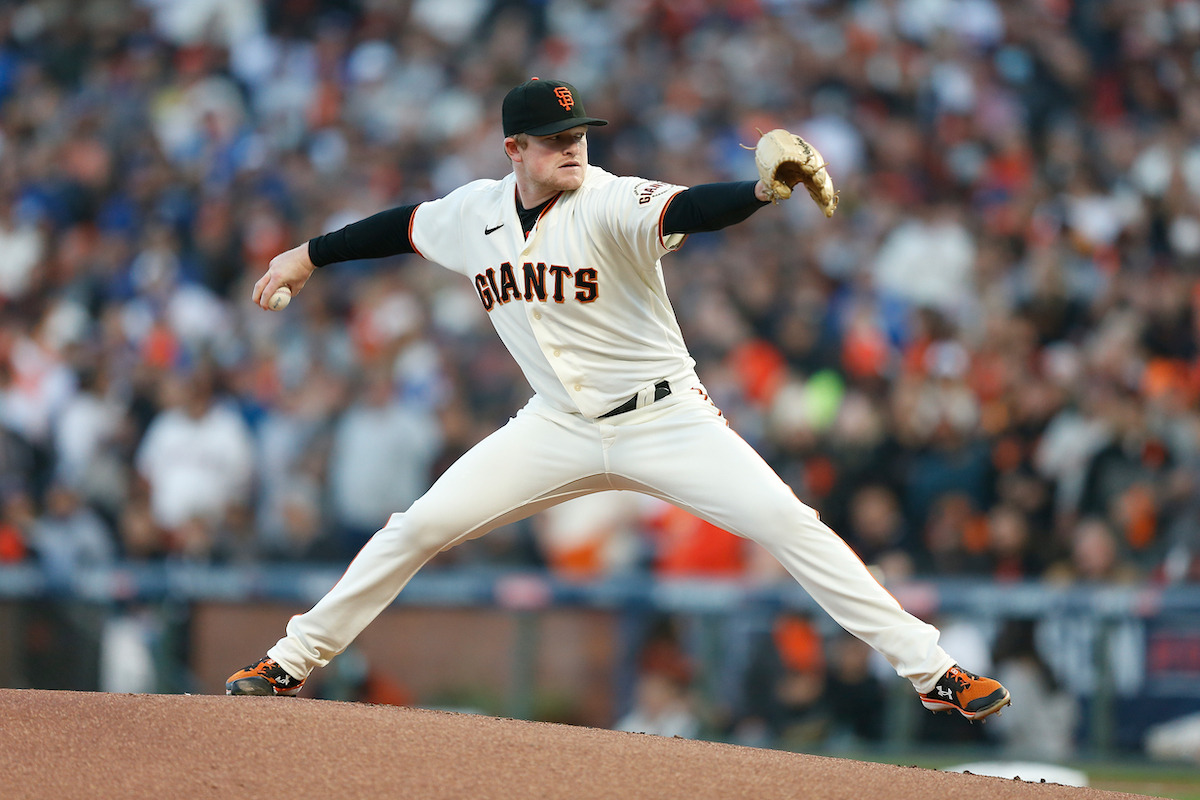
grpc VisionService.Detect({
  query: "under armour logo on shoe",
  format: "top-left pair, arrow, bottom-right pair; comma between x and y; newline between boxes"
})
937,686 -> 954,699
276,674 -> 291,685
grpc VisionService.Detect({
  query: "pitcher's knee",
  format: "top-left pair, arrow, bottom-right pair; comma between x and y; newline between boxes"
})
745,497 -> 826,546
374,510 -> 461,557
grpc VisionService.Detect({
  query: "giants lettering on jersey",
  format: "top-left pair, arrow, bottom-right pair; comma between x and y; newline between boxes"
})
474,263 -> 598,311
636,182 -> 669,205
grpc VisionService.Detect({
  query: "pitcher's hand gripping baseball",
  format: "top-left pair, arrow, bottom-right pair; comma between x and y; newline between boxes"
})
253,242 -> 317,311
753,129 -> 839,216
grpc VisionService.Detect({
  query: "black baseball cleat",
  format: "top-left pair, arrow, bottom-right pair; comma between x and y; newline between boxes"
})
226,657 -> 305,696
920,664 -> 1011,721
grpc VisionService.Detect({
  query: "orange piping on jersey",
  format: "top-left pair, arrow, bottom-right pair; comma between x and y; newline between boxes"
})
513,188 -> 563,239
658,189 -> 689,251
529,192 -> 563,238
408,202 -> 426,259
540,192 -> 562,219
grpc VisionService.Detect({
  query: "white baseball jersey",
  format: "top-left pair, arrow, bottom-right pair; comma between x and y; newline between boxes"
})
410,167 -> 694,418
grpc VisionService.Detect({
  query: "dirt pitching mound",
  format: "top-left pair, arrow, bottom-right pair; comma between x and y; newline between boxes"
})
0,689 -> 1150,800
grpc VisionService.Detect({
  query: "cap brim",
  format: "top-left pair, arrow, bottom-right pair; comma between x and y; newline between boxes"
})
523,118 -> 608,136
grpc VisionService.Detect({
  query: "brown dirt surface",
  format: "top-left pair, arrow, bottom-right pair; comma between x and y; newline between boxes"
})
0,689 -> 1160,800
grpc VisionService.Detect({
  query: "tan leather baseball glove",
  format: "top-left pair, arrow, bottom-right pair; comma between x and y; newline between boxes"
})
754,128 -> 839,217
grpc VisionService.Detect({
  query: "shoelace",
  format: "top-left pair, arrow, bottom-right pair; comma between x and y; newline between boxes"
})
253,660 -> 281,677
946,669 -> 973,693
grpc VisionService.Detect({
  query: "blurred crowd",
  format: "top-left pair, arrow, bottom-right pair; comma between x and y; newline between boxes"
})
616,610 -> 1081,757
2,0 -> 1200,590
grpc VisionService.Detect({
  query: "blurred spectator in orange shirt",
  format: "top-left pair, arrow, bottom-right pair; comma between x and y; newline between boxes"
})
738,612 -> 830,747
0,490 -> 32,563
643,499 -> 747,578
535,491 -> 644,581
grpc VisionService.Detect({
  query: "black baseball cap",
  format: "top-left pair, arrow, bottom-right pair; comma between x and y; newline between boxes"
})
502,78 -> 608,137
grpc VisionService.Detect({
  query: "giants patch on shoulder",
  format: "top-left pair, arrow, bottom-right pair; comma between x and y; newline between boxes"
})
633,181 -> 671,205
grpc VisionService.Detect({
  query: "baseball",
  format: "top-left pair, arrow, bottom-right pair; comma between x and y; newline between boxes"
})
268,286 -> 292,311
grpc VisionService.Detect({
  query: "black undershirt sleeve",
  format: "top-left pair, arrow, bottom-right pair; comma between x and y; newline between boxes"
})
662,181 -> 769,235
307,204 -> 419,267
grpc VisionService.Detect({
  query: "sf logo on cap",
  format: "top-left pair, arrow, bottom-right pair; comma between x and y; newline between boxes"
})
554,86 -> 574,110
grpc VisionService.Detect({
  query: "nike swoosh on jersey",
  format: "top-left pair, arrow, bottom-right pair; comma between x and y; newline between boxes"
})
485,224 -> 504,235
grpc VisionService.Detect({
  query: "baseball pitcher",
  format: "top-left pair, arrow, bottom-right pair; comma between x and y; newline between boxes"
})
229,78 -> 1010,722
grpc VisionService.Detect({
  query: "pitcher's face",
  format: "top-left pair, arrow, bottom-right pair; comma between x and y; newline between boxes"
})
509,127 -> 589,198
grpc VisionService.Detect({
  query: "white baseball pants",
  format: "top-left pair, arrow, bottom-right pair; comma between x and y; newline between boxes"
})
268,377 -> 955,693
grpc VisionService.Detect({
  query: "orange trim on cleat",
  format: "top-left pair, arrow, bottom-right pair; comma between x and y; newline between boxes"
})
920,665 -> 1010,721
226,657 -> 305,696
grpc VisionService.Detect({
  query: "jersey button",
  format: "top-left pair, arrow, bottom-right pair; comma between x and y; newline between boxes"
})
533,311 -> 542,320
553,349 -> 561,357
573,384 -> 582,391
